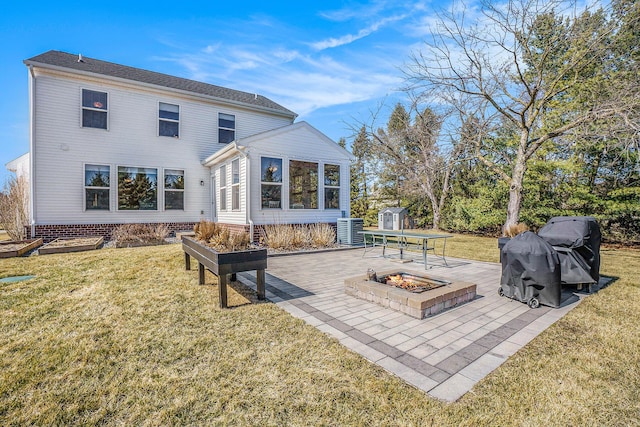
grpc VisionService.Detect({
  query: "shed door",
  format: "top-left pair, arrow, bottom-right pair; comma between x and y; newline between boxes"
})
383,212 -> 393,230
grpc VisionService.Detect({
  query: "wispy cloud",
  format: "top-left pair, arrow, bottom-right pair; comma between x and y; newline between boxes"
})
310,13 -> 408,50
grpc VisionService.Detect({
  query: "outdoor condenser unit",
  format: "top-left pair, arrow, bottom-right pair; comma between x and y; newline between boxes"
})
337,218 -> 364,246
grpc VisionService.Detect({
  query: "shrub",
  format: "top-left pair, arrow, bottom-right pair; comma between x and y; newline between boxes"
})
261,223 -> 336,250
193,220 -> 251,252
112,223 -> 169,247
502,223 -> 529,237
309,223 -> 336,248
0,176 -> 29,240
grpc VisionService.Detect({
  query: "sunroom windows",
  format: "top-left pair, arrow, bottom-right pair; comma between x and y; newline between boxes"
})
289,160 -> 318,209
261,157 -> 282,209
324,164 -> 340,210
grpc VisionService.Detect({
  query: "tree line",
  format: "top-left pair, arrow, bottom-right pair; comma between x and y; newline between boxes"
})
342,0 -> 639,243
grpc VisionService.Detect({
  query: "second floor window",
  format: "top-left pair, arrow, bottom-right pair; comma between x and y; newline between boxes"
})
82,89 -> 108,129
159,102 -> 180,137
219,113 -> 235,144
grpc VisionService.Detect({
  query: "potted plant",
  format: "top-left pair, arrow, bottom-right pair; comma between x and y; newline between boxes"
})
182,221 -> 267,308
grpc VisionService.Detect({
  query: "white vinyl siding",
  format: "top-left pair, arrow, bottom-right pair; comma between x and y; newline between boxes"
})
30,68 -> 292,225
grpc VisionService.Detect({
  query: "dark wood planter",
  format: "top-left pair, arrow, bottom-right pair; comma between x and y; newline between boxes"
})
182,236 -> 267,308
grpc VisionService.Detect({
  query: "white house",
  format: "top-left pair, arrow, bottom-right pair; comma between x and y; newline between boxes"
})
17,50 -> 354,241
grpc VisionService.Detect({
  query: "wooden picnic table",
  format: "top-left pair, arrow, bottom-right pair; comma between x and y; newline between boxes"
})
358,230 -> 452,269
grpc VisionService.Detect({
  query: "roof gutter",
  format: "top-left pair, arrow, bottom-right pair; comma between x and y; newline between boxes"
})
24,60 -> 298,120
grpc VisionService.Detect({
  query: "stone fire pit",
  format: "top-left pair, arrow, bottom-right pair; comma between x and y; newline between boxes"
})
344,269 -> 477,319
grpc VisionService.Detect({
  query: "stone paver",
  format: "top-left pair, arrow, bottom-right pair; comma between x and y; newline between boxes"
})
238,248 -> 604,402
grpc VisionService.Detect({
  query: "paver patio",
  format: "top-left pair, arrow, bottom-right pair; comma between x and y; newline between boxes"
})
238,247 -> 605,402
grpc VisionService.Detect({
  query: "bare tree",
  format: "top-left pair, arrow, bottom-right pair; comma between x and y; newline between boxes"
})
405,0 -> 640,229
0,176 -> 29,240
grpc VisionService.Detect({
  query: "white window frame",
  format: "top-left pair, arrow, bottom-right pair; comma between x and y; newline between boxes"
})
158,102 -> 180,138
324,164 -> 341,210
116,165 -> 159,211
260,157 -> 282,209
231,158 -> 240,211
218,112 -> 236,144
81,88 -> 109,130
84,163 -> 111,211
164,168 -> 185,210
219,164 -> 227,211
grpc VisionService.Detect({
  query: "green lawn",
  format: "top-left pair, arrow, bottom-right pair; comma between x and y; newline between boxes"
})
1,236 -> 639,425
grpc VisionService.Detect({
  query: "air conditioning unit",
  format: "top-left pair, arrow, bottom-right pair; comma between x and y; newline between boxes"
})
337,218 -> 364,246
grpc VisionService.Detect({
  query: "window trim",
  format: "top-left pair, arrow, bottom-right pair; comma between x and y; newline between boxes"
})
116,165 -> 159,211
260,156 -> 283,210
81,88 -> 109,130
158,101 -> 180,138
289,159 -> 319,210
219,164 -> 227,211
163,168 -> 185,211
324,163 -> 341,210
218,112 -> 236,144
231,158 -> 240,211
83,163 -> 111,211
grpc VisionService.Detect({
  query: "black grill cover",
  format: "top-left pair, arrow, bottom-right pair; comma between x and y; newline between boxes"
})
500,231 -> 562,308
537,216 -> 601,284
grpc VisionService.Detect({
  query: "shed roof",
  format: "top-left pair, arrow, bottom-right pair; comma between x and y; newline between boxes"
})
379,207 -> 408,214
24,50 -> 297,118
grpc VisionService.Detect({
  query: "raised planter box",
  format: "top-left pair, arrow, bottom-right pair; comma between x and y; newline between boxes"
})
182,236 -> 267,308
39,237 -> 104,255
0,239 -> 43,258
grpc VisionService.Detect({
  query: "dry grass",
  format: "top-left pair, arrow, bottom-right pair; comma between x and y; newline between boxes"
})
193,220 -> 251,252
261,224 -> 336,250
0,237 -> 639,425
0,230 -> 9,242
111,223 -> 169,248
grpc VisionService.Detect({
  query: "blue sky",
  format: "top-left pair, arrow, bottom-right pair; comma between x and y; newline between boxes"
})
0,0 -> 447,183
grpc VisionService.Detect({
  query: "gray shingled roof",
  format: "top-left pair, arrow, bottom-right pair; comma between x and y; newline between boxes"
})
24,50 -> 296,117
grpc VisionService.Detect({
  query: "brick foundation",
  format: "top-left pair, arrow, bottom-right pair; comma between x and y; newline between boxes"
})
26,222 -> 198,243
25,221 -> 338,244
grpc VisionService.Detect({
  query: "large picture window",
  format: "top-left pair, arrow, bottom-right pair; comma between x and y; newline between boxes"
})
289,160 -> 318,209
164,169 -> 184,210
82,89 -> 108,129
231,159 -> 240,210
117,166 -> 158,210
159,102 -> 180,137
219,164 -> 227,211
261,157 -> 282,209
85,164 -> 110,210
218,113 -> 235,144
324,164 -> 340,210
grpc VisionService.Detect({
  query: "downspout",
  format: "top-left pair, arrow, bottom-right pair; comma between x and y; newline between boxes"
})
28,65 -> 36,238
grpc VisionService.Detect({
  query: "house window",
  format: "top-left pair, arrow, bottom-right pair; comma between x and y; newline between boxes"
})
219,113 -> 235,144
219,165 -> 227,211
289,160 -> 318,209
159,102 -> 180,137
117,166 -> 158,210
164,169 -> 184,210
324,164 -> 340,210
85,164 -> 110,210
82,89 -> 108,129
261,157 -> 282,209
231,159 -> 240,210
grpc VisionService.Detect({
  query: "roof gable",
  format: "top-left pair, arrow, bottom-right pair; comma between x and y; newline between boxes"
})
24,50 -> 296,118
